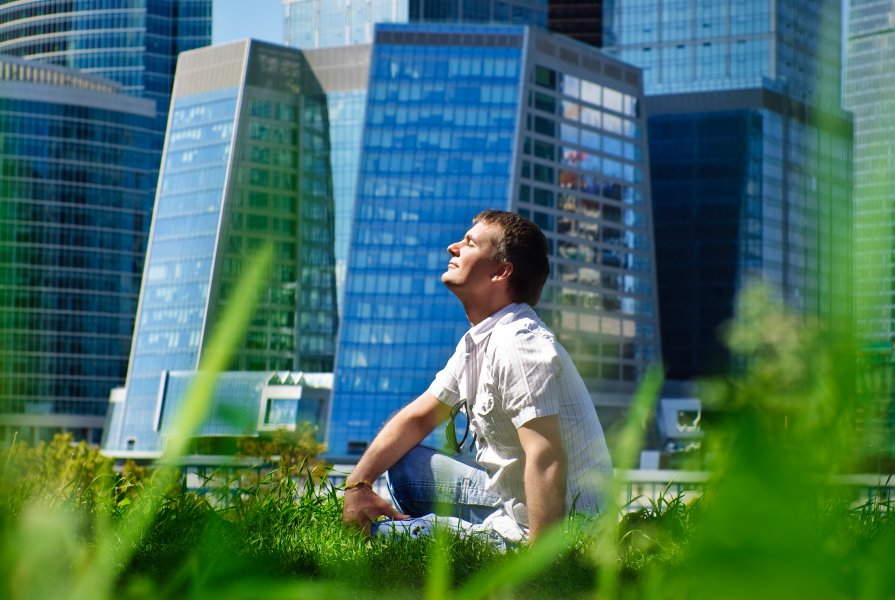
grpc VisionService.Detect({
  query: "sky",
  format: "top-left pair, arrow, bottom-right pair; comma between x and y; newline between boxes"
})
213,0 -> 284,46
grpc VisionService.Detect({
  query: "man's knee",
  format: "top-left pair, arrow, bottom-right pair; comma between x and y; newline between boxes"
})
386,445 -> 440,517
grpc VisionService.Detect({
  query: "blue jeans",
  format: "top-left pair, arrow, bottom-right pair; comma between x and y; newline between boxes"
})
372,445 -> 508,548
386,445 -> 502,523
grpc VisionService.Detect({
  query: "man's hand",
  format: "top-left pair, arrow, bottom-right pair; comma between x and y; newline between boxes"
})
518,414 -> 567,542
338,392 -> 450,535
342,485 -> 409,536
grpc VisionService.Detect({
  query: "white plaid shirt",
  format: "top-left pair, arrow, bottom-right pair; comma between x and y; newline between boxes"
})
429,303 -> 612,541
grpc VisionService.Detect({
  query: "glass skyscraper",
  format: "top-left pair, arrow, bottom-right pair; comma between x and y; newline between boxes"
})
0,56 -> 157,445
844,0 -> 895,342
103,41 -> 338,455
284,0 -> 547,49
0,1 -> 211,443
328,22 -> 659,458
603,0 -> 852,379
284,1 -> 552,308
603,0 -> 842,107
0,0 -> 211,127
299,45 -> 372,309
844,1 -> 895,453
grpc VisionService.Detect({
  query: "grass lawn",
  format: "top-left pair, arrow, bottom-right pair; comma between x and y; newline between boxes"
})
2,279 -> 894,599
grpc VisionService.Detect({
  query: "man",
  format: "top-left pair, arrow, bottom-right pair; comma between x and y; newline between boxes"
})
342,210 -> 612,545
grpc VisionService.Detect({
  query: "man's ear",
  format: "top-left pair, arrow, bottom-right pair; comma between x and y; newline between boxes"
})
491,261 -> 513,282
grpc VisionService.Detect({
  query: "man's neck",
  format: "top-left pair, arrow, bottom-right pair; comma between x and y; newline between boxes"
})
463,298 -> 513,327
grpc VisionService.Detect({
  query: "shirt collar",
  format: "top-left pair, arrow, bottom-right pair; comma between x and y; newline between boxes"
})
466,303 -> 526,346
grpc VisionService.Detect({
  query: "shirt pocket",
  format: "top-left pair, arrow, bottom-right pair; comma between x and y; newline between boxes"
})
473,390 -> 494,416
471,389 -> 513,450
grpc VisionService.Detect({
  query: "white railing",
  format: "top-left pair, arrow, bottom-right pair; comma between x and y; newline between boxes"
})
183,462 -> 895,513
615,469 -> 708,509
326,468 -> 895,509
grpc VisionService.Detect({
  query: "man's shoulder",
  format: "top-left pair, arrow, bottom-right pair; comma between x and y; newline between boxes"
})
489,309 -> 557,354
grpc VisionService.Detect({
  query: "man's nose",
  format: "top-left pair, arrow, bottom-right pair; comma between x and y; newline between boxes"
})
447,241 -> 460,255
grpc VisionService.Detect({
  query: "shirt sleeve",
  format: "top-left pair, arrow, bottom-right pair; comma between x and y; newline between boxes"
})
427,338 -> 465,407
492,326 -> 562,428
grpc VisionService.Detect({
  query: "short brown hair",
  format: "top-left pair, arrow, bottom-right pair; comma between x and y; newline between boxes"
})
473,210 -> 550,306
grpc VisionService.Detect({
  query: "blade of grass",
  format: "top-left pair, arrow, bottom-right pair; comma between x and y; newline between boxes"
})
596,365 -> 663,599
453,523 -> 568,600
424,523 -> 451,600
69,243 -> 273,600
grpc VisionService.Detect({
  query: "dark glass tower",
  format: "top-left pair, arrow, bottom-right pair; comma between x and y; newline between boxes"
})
603,0 -> 852,379
547,0 -> 602,48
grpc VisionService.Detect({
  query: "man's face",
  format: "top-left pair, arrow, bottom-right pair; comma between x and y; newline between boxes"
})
441,221 -> 502,297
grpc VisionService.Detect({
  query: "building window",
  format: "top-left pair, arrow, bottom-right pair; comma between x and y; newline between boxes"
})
347,440 -> 368,455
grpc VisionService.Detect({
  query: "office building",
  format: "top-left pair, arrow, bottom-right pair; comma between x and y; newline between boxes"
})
0,56 -> 157,445
103,41 -> 338,454
298,45 -> 371,309
328,23 -> 660,458
844,0 -> 895,342
284,1 -> 551,307
603,0 -> 852,379
284,0 -> 547,49
0,0 -> 211,127
0,1 -> 212,442
603,0 -> 842,106
844,1 -> 895,455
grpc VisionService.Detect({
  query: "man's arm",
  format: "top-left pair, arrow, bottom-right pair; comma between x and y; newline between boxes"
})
518,414 -> 567,541
342,391 -> 453,534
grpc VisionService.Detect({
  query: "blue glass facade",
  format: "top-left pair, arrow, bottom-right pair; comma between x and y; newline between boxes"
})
284,1 -> 549,308
0,57 -> 157,444
408,0 -> 548,24
104,41 -> 338,454
329,23 -> 659,458
285,0 -> 546,49
603,0 -> 841,108
106,85 -> 237,451
0,0 -> 212,124
329,24 -> 525,456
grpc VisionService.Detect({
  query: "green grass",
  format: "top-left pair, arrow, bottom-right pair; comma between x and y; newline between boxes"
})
3,244 -> 895,598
